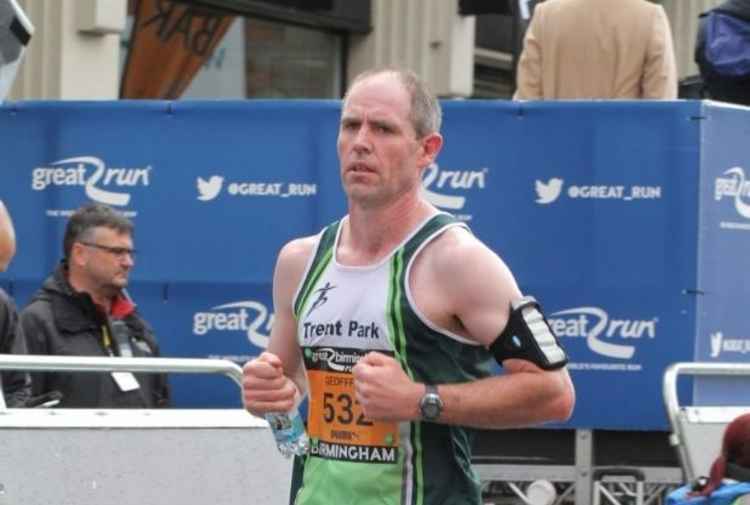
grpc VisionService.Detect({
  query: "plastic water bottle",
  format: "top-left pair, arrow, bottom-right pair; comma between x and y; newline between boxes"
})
526,480 -> 556,505
265,404 -> 309,458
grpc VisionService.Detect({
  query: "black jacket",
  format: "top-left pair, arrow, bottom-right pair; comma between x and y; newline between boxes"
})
0,288 -> 32,407
19,264 -> 170,408
695,0 -> 750,105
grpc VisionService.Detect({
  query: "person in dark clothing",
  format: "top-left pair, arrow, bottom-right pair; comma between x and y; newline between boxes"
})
695,0 -> 750,106
19,203 -> 169,408
0,200 -> 31,407
666,412 -> 750,504
0,291 -> 32,407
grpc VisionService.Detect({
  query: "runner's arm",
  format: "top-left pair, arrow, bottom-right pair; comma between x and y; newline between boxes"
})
430,232 -> 575,428
242,237 -> 314,416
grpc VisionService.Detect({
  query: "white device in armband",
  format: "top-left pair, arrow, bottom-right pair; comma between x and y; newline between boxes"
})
489,296 -> 568,370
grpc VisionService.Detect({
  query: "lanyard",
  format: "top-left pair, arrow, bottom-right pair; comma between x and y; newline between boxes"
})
101,321 -> 134,357
101,324 -> 114,355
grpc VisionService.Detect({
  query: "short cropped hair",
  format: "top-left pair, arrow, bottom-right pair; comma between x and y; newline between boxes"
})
63,203 -> 133,259
345,68 -> 442,138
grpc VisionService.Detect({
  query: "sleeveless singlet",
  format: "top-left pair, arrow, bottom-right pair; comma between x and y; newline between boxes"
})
292,213 -> 493,505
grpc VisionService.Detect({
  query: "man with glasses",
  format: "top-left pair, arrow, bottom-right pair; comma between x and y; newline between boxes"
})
19,203 -> 169,408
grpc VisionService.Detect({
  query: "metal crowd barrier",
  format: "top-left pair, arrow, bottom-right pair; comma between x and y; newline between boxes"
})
0,354 -> 243,389
0,354 -> 292,505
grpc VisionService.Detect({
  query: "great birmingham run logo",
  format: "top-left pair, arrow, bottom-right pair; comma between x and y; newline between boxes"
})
549,306 -> 658,360
31,156 -> 152,207
714,167 -> 750,230
421,162 -> 487,220
192,300 -> 272,349
715,167 -> 750,218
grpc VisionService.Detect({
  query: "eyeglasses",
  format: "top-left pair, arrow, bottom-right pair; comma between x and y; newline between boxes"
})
79,242 -> 137,259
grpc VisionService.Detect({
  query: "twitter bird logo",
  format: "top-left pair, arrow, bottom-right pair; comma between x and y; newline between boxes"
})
535,178 -> 564,204
710,332 -> 723,358
197,176 -> 223,201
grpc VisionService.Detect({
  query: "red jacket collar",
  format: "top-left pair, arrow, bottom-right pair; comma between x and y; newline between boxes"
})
110,293 -> 136,318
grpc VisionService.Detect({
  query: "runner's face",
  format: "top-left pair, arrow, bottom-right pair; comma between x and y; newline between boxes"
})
337,73 -> 425,207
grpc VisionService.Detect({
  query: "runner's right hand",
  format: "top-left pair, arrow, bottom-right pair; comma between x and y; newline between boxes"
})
242,352 -> 297,416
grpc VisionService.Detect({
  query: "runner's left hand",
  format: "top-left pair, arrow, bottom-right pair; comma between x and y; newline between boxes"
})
352,352 -> 423,422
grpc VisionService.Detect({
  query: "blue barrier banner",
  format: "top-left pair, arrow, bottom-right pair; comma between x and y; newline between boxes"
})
0,101 -> 341,283
435,101 -> 700,429
131,281 -> 275,408
694,102 -> 750,405
1,100 -> 747,429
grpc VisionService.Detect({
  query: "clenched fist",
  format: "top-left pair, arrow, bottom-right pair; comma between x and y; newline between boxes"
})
242,352 -> 298,416
352,351 -> 423,422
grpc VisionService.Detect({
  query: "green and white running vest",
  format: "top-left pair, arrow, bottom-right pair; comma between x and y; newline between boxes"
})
293,213 -> 493,505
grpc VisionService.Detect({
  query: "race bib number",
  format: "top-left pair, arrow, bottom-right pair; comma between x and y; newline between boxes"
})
304,346 -> 399,464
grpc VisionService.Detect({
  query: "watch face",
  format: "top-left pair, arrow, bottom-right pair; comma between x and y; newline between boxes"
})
421,394 -> 442,420
422,401 -> 439,419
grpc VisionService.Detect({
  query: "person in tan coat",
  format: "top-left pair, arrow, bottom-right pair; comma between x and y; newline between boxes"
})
514,0 -> 678,100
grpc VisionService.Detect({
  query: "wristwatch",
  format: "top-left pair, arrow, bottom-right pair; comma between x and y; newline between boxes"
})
419,384 -> 444,421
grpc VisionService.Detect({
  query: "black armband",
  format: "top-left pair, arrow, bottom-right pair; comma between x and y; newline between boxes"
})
489,296 -> 568,370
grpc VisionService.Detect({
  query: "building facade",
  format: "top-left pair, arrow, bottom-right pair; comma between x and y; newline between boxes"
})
8,0 -> 723,101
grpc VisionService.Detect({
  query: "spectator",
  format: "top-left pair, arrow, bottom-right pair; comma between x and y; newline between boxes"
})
667,412 -> 750,504
19,203 -> 169,408
695,0 -> 750,106
514,0 -> 678,99
0,200 -> 31,407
